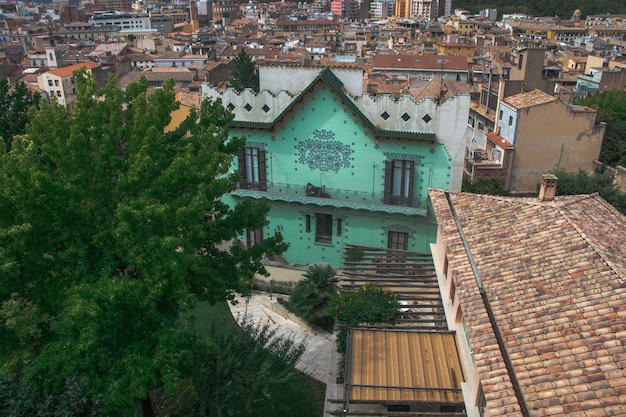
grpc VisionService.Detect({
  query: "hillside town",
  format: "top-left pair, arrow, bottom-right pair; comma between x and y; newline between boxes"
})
1,0 -> 626,416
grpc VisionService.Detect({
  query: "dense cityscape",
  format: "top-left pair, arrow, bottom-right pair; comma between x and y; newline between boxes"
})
1,0 -> 626,416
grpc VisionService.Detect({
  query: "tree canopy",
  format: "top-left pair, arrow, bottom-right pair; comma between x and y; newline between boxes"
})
0,79 -> 40,152
574,91 -> 626,167
0,70 -> 287,415
454,0 -> 625,18
553,168 -> 626,214
229,48 -> 259,93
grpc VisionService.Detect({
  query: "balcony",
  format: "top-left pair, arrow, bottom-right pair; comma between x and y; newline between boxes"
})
231,182 -> 428,217
464,149 -> 509,183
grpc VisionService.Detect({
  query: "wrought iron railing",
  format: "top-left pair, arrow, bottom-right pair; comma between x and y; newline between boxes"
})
238,181 -> 426,209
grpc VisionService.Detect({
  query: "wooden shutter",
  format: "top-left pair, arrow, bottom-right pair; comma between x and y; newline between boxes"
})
406,160 -> 415,206
237,148 -> 247,189
383,160 -> 393,204
258,149 -> 267,191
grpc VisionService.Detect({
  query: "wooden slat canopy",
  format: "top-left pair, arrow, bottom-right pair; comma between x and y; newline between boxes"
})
345,328 -> 464,409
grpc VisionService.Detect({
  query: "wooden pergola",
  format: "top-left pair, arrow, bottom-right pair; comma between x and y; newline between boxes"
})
341,245 -> 446,329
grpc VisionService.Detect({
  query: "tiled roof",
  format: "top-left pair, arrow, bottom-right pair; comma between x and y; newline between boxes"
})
430,190 -> 626,417
486,131 -> 514,149
373,54 -> 470,72
47,61 -> 99,78
503,89 -> 558,110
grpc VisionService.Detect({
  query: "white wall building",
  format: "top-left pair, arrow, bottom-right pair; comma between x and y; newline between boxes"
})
89,12 -> 151,31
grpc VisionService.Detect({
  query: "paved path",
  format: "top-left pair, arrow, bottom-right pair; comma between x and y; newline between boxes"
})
228,291 -> 335,385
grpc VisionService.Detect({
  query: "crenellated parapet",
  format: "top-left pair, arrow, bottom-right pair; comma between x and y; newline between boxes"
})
201,85 -> 296,124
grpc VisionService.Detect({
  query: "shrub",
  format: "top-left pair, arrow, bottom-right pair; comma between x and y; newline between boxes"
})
329,284 -> 398,327
329,284 -> 398,354
288,264 -> 339,329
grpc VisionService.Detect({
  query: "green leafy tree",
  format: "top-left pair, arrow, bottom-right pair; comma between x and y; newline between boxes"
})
454,0 -> 625,18
462,176 -> 510,195
229,48 -> 259,93
289,264 -> 339,329
0,70 -> 287,416
575,91 -> 626,167
0,79 -> 40,152
192,316 -> 305,416
553,168 -> 626,214
329,284 -> 398,353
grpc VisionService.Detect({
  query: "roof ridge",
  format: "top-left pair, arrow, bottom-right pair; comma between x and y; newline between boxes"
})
555,194 -> 626,285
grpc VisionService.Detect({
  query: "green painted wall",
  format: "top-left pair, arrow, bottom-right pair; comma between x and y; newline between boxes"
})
224,80 -> 451,267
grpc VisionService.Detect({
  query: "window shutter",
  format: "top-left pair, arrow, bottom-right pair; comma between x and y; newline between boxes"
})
407,160 -> 415,205
258,149 -> 267,191
238,148 -> 247,188
383,160 -> 393,204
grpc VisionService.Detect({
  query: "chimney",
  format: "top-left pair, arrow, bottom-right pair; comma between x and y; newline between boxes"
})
538,174 -> 558,202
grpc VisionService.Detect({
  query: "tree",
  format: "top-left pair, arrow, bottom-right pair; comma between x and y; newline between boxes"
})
0,70 -> 287,415
174,316 -> 305,417
575,91 -> 626,167
328,284 -> 398,354
0,79 -> 40,152
229,48 -> 259,93
462,176 -> 510,195
289,264 -> 339,329
553,168 -> 626,214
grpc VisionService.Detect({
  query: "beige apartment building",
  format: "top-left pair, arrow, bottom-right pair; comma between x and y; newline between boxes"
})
497,89 -> 605,193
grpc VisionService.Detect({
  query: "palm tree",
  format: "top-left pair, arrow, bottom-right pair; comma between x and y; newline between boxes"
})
289,264 -> 339,328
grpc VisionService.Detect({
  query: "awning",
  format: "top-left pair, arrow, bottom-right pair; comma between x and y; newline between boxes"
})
345,328 -> 464,409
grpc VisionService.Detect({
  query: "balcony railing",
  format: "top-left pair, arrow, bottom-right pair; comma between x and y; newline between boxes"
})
233,181 -> 428,216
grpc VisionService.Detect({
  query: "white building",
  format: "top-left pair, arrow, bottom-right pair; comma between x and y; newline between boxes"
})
89,12 -> 151,31
37,61 -> 100,110
370,0 -> 394,18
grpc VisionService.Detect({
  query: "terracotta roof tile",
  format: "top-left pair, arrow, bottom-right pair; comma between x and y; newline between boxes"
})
47,61 -> 99,78
502,89 -> 558,110
429,189 -> 626,417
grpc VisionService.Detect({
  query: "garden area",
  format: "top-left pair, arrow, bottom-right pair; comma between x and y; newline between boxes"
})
190,301 -> 326,417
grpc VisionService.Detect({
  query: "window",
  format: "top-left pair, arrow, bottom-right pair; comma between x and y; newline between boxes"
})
315,213 -> 332,244
246,228 -> 263,247
477,122 -> 484,132
384,160 -> 414,206
54,79 -> 59,86
387,231 -> 408,250
238,147 -> 266,191
305,214 -> 311,232
499,110 -> 503,120
477,384 -> 487,417
517,54 -> 523,70
508,116 -> 513,126
336,218 -> 342,236
56,91 -> 61,97
468,116 -> 475,127
48,80 -> 53,86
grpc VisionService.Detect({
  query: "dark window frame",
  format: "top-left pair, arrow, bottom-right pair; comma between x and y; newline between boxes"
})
387,231 -> 409,251
238,147 -> 267,191
315,213 -> 333,244
384,160 -> 414,206
246,227 -> 263,247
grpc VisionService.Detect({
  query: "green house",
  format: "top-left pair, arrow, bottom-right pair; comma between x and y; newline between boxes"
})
203,67 -> 470,267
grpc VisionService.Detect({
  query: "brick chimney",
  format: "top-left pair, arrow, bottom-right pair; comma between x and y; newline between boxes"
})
539,174 -> 558,202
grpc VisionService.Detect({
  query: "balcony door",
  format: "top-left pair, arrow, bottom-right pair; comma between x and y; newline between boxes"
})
238,147 -> 267,191
384,160 -> 414,206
